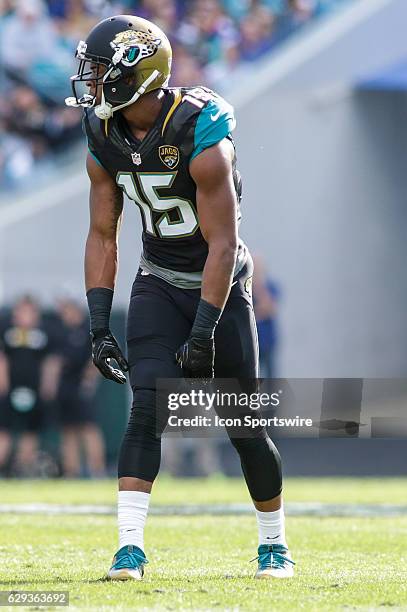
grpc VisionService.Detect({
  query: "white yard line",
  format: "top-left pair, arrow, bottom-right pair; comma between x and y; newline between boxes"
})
0,502 -> 405,516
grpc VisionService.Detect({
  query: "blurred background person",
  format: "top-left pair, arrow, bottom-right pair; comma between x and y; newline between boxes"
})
239,4 -> 276,62
56,297 -> 105,478
253,255 -> 280,379
1,0 -> 61,80
175,0 -> 240,86
0,85 -> 81,164
0,0 -> 73,101
171,42 -> 205,86
0,295 -> 62,476
137,0 -> 179,34
0,339 -> 10,473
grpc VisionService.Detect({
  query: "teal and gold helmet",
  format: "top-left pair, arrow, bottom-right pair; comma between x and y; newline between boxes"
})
65,15 -> 172,119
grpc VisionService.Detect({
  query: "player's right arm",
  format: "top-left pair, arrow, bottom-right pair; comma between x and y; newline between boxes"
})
85,153 -> 123,290
85,153 -> 128,384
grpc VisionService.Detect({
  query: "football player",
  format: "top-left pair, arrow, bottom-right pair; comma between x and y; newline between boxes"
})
66,15 -> 294,580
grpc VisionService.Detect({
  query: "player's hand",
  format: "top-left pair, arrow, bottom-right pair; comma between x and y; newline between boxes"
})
91,330 -> 128,384
175,336 -> 215,378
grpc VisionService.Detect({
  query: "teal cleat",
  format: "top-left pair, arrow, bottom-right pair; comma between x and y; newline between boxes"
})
253,543 -> 295,579
107,545 -> 148,581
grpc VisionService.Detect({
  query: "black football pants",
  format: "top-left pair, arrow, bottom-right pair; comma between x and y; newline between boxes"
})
118,257 -> 282,501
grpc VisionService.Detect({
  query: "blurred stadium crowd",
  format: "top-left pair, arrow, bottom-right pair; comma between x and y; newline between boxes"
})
0,0 -> 348,191
0,258 -> 278,479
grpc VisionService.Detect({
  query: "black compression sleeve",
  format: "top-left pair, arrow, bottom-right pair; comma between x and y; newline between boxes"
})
191,298 -> 222,339
86,287 -> 113,335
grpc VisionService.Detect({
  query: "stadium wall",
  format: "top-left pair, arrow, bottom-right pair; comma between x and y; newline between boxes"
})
234,88 -> 407,377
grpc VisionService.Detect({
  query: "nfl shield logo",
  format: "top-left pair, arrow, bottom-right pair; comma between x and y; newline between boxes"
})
131,152 -> 142,165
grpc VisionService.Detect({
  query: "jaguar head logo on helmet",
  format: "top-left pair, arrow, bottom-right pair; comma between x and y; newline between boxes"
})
65,15 -> 172,120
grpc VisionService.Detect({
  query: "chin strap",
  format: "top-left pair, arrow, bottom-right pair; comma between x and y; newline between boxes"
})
95,69 -> 161,119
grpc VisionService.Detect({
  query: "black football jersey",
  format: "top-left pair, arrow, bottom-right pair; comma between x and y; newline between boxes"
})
83,86 -> 245,280
0,321 -> 59,391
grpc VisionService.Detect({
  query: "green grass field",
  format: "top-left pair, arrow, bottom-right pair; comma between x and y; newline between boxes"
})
0,477 -> 406,611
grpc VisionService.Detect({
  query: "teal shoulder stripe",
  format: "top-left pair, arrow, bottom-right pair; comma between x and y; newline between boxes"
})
191,98 -> 236,161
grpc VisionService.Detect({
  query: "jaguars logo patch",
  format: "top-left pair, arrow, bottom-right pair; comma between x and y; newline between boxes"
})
159,145 -> 179,169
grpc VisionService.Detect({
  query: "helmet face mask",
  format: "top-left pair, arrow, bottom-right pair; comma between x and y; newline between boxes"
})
70,56 -> 112,109
65,15 -> 172,119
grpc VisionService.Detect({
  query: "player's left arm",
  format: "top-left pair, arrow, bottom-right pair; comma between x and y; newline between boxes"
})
175,138 -> 237,378
191,138 -> 238,307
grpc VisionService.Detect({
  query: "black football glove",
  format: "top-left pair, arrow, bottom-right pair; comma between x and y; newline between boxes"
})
91,330 -> 128,384
175,336 -> 215,379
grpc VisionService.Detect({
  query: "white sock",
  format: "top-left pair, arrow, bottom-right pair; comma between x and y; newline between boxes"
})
255,504 -> 287,548
118,491 -> 150,552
